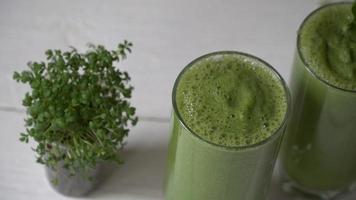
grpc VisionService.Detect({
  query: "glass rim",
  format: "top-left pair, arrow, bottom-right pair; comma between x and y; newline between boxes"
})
172,51 -> 291,151
297,1 -> 356,93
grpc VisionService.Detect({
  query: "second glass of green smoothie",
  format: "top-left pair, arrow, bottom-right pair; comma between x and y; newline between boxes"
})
165,51 -> 290,200
280,2 -> 356,199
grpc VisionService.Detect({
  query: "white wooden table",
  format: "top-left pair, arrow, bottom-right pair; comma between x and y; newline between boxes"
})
1,0 -> 355,199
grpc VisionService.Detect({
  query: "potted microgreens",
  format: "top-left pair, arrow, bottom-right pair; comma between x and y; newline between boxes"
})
13,41 -> 138,196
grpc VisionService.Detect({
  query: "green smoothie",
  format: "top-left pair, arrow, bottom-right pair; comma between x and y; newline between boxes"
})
281,2 -> 356,196
165,52 -> 290,200
299,3 -> 356,90
175,55 -> 287,147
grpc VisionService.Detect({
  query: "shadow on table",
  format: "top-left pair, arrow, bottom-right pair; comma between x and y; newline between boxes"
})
88,133 -> 356,200
91,144 -> 288,200
90,141 -> 168,199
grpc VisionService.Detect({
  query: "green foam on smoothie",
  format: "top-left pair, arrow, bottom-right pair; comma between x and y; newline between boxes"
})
175,54 -> 287,147
299,3 -> 356,90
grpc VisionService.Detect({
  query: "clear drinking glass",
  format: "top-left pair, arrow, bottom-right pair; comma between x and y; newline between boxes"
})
165,51 -> 291,200
280,2 -> 356,199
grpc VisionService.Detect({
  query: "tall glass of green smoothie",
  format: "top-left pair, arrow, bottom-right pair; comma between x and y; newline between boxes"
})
165,51 -> 290,200
280,2 -> 356,199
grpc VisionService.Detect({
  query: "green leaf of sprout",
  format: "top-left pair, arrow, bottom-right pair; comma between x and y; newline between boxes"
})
13,41 -> 138,177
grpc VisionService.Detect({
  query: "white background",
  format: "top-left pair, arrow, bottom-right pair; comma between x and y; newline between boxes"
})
0,0 -> 355,199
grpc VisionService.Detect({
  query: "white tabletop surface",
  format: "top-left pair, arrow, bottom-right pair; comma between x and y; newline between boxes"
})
0,0 -> 355,199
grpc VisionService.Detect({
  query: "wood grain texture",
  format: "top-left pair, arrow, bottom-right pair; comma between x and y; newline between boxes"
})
0,0 -> 320,119
1,111 -> 355,200
1,0 -> 355,199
